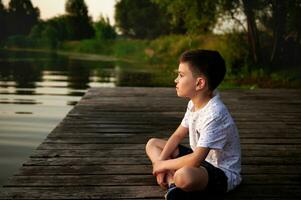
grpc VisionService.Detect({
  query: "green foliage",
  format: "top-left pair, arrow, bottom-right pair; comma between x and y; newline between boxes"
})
29,20 -> 61,48
151,0 -> 219,34
148,34 -> 249,75
64,0 -> 94,40
61,39 -> 112,55
40,25 -> 59,49
219,0 -> 301,67
217,33 -> 249,75
94,16 -> 116,40
60,38 -> 149,62
112,39 -> 149,61
7,0 -> 40,36
0,0 -> 7,42
115,0 -> 170,39
66,0 -> 88,17
5,35 -> 33,48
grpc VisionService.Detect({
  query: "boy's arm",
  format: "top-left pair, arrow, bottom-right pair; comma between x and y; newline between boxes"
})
159,125 -> 188,161
153,147 -> 209,175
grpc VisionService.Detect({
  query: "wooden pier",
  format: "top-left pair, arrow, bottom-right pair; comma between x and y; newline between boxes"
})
1,87 -> 301,199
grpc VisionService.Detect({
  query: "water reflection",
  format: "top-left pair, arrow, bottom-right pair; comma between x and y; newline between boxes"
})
0,50 -> 175,99
0,49 -> 177,187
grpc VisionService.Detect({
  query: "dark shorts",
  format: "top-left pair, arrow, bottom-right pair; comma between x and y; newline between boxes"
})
177,144 -> 228,195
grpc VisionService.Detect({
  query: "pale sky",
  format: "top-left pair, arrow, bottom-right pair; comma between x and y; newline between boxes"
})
3,0 -> 116,24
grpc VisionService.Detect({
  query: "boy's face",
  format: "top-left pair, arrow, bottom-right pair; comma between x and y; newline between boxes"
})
175,62 -> 200,98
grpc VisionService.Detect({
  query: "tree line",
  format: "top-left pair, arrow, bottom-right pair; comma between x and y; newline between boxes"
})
115,0 -> 301,68
0,0 -> 116,48
1,0 -> 300,68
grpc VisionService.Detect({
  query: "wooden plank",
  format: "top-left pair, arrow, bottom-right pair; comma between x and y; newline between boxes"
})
0,186 -> 164,199
41,137 -> 301,144
29,148 -> 301,158
5,174 -> 301,187
23,156 -> 301,166
1,185 -> 301,199
14,165 -> 301,176
36,143 -> 301,150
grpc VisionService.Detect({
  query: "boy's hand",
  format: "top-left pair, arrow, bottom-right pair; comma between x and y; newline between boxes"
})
156,172 -> 168,189
153,160 -> 167,176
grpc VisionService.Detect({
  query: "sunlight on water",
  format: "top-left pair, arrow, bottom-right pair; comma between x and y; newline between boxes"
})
0,50 -> 121,187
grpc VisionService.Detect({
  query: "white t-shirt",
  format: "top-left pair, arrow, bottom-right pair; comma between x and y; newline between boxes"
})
181,91 -> 242,191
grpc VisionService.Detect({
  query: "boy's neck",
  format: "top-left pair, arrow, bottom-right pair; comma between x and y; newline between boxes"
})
191,90 -> 213,111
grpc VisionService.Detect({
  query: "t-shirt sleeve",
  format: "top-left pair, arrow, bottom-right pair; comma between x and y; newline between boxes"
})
180,101 -> 191,128
197,116 -> 227,150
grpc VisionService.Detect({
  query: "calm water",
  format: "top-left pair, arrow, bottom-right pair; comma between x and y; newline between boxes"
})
0,49 -> 174,187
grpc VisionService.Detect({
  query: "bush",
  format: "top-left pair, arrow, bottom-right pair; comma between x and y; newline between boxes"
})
94,16 -> 116,40
5,35 -> 33,48
112,38 -> 149,61
149,33 -> 249,73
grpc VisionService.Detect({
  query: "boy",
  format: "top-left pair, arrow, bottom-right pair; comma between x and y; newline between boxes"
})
145,49 -> 242,199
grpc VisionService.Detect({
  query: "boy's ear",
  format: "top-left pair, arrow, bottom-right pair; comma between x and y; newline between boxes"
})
196,77 -> 206,90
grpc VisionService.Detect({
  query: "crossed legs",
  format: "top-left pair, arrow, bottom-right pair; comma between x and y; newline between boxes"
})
145,138 -> 209,192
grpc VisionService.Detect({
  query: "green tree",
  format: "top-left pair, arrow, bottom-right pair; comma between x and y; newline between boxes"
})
115,0 -> 171,39
65,0 -> 94,40
46,16 -> 70,41
220,0 -> 301,67
94,16 -> 116,40
0,0 -> 7,42
7,0 -> 40,36
152,0 -> 219,34
30,18 -> 63,39
41,25 -> 59,49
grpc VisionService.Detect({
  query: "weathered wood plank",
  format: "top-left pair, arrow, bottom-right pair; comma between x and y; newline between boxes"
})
5,174 -> 301,187
1,185 -> 301,199
36,143 -> 301,150
0,186 -> 164,199
23,156 -> 301,166
14,165 -> 301,176
42,137 -> 301,144
30,148 -> 301,158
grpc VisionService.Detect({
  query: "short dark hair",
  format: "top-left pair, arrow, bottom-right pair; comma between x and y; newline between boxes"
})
179,49 -> 226,91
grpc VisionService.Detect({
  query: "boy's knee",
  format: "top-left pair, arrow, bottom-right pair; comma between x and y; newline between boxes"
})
174,167 -> 194,191
145,138 -> 159,151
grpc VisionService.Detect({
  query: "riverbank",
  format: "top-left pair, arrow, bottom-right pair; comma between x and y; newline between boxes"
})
2,34 -> 301,89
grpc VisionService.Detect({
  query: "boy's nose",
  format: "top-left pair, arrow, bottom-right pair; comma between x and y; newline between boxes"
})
174,77 -> 179,83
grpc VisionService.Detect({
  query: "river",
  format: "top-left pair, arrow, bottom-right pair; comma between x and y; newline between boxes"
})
0,49 -> 174,187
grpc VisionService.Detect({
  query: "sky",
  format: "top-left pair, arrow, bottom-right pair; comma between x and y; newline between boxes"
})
2,0 -> 116,24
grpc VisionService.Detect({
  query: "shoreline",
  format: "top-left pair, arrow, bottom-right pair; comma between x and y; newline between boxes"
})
0,47 -> 135,63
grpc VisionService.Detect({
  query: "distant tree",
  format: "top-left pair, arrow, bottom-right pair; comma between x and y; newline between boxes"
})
151,0 -> 219,34
29,16 -> 71,47
94,16 -> 116,40
220,0 -> 301,67
0,0 -> 7,42
41,25 -> 59,49
65,0 -> 94,40
29,22 -> 45,39
241,0 -> 261,64
266,0 -> 301,65
115,0 -> 171,39
29,21 -> 62,49
7,0 -> 40,36
46,16 -> 70,41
